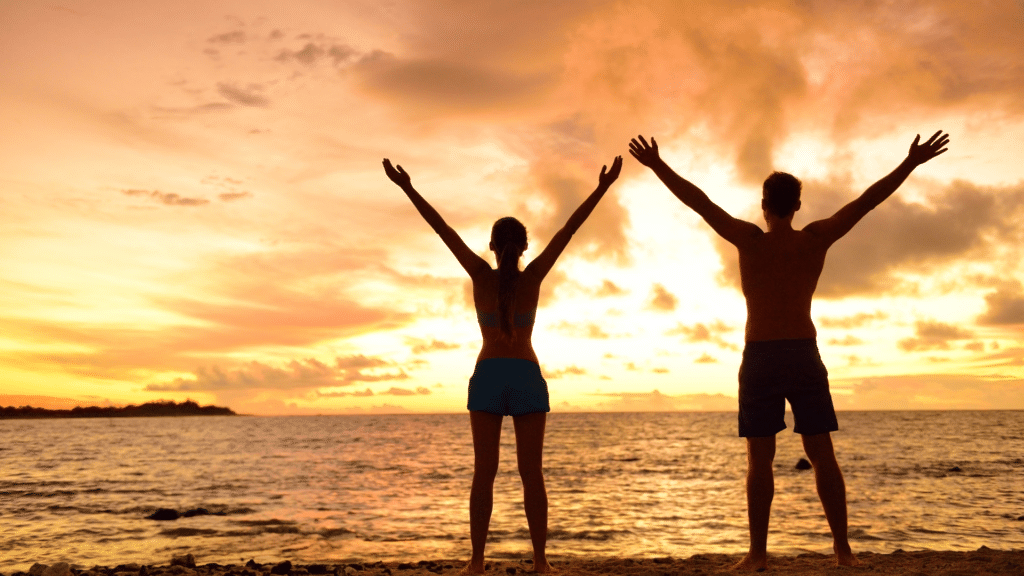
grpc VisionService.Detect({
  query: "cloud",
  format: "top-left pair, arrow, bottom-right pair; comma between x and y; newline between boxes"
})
545,365 -> 586,379
276,43 -> 356,66
585,390 -> 736,412
123,189 -> 208,206
217,83 -> 270,107
550,321 -> 610,339
978,280 -> 1024,325
818,311 -> 889,329
827,335 -> 864,346
646,283 -> 678,312
594,279 -> 627,297
218,191 -> 251,202
694,353 -> 717,364
145,354 -> 409,392
378,386 -> 430,396
352,51 -> 553,112
897,320 -> 975,352
666,320 -> 738,350
208,30 -> 245,44
408,339 -> 461,354
317,387 -> 374,398
833,373 -> 1024,410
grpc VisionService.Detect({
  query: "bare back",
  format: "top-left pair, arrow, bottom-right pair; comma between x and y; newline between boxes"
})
737,227 -> 829,342
473,267 -> 543,363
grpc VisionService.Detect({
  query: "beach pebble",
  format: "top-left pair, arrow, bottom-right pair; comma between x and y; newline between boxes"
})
270,561 -> 292,575
795,458 -> 812,470
170,555 -> 196,569
343,569 -> 356,576
28,565 -> 48,576
149,509 -> 180,521
42,564 -> 71,576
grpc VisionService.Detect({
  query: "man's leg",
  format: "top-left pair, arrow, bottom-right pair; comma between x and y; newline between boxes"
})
801,432 -> 860,567
465,411 -> 503,574
733,435 -> 776,571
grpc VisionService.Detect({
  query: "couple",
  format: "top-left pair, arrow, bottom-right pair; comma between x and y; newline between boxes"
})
383,130 -> 949,572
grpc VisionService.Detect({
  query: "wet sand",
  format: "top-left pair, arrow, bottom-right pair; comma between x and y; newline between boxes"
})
13,548 -> 1023,576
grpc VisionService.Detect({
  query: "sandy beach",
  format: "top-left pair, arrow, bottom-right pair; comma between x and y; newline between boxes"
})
12,548 -> 1023,576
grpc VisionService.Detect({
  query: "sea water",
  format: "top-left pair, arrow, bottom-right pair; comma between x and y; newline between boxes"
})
1,411 -> 1022,570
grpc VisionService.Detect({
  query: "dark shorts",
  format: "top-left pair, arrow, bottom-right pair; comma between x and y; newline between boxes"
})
738,339 -> 838,437
468,358 -> 550,416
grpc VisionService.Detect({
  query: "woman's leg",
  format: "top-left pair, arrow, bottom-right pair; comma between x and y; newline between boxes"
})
466,411 -> 503,574
512,412 -> 551,572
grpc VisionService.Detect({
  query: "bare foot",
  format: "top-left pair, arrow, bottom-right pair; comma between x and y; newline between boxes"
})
530,560 -> 556,574
459,563 -> 486,575
731,552 -> 767,571
834,543 -> 861,567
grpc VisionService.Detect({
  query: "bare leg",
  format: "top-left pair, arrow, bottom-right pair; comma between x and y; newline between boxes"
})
512,412 -> 552,573
464,411 -> 503,574
802,433 -> 860,567
733,435 -> 776,571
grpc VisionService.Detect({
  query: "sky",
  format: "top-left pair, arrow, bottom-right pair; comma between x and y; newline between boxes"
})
2,0 -> 1023,415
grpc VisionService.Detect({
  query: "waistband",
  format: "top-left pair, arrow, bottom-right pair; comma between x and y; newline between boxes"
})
743,338 -> 818,353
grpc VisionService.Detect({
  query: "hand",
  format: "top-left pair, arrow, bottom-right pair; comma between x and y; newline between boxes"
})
383,158 -> 412,188
907,130 -> 950,166
628,135 -> 661,167
598,156 -> 623,188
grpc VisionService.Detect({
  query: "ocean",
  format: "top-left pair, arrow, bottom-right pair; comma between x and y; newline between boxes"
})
1,411 -> 1022,571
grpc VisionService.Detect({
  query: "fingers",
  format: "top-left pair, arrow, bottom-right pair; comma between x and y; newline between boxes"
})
925,130 -> 943,145
397,165 -> 407,175
912,134 -> 921,147
651,136 -> 658,149
639,135 -> 651,148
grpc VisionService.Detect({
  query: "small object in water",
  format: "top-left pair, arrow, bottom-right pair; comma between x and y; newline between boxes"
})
795,458 -> 812,470
948,466 -> 962,472
148,508 -> 180,521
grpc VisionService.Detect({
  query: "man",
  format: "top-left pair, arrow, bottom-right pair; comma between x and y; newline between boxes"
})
629,131 -> 950,570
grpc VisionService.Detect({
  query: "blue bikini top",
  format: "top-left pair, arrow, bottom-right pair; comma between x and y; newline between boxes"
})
477,308 -> 536,329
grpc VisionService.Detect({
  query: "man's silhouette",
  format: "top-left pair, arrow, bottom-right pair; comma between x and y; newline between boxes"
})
630,131 -> 950,570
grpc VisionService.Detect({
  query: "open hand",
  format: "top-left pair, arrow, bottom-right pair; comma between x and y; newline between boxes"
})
599,156 -> 623,188
628,135 -> 661,167
383,158 -> 412,188
907,130 -> 950,166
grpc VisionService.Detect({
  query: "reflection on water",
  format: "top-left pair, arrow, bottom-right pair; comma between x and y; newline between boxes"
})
1,411 -> 1022,570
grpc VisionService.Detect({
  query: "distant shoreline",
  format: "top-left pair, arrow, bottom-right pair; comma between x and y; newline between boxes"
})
0,399 -> 235,420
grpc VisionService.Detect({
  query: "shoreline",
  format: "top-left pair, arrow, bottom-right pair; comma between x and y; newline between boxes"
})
10,549 -> 1023,576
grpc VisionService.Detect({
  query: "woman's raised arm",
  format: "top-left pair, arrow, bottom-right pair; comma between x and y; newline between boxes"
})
525,156 -> 623,281
384,159 -> 489,277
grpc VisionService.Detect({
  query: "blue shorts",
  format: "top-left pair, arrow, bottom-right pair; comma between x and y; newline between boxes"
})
738,339 -> 838,437
468,358 -> 550,416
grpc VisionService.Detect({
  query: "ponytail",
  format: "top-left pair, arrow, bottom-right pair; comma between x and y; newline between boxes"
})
491,217 -> 527,341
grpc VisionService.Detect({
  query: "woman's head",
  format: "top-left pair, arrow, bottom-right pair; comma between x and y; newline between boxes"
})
490,217 -> 527,340
490,217 -> 527,265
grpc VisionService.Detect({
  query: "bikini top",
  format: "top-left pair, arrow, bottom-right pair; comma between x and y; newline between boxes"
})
476,308 -> 536,329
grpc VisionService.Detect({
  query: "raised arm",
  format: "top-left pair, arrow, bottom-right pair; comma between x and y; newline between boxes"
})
525,156 -> 623,281
805,130 -> 950,245
629,136 -> 761,247
383,159 -> 489,277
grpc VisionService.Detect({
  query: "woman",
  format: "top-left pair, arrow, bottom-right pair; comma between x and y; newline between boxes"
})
383,156 -> 622,573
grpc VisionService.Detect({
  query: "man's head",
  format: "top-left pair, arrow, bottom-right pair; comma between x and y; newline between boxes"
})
761,172 -> 802,219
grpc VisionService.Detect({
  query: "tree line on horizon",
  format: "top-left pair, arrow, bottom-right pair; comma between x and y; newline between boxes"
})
0,399 -> 235,419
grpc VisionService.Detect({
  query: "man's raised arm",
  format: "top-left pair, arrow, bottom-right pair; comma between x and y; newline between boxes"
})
805,130 -> 950,246
629,135 -> 760,247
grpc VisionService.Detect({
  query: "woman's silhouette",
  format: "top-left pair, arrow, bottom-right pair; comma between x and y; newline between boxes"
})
384,156 -> 622,573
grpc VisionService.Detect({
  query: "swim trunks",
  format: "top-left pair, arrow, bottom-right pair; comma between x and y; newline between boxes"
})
467,357 -> 550,416
737,338 -> 838,437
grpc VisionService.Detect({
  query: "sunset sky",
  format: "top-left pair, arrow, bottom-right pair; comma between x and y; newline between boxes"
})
2,0 -> 1023,415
